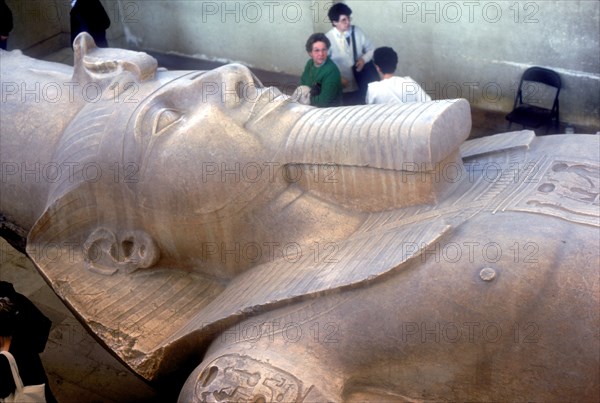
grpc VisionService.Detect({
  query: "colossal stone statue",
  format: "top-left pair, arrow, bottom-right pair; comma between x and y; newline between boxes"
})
1,34 -> 598,401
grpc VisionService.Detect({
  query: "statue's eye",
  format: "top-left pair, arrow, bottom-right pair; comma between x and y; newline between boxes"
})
153,108 -> 182,135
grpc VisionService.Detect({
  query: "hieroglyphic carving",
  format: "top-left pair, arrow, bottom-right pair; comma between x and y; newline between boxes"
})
194,355 -> 305,403
504,158 -> 599,226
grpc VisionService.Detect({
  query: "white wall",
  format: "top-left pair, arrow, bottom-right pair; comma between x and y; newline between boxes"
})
348,0 -> 599,126
116,0 -> 320,72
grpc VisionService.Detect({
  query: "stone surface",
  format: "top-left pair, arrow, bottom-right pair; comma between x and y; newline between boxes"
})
1,34 -> 598,401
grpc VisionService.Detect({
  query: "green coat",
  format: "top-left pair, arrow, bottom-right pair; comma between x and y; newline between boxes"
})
301,57 -> 343,107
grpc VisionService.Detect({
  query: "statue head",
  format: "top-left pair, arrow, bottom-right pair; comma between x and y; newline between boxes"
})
2,33 -> 470,281
25,34 -> 313,279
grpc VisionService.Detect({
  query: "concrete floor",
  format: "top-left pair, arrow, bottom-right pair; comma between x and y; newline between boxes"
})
0,240 -> 163,402
1,48 -> 598,403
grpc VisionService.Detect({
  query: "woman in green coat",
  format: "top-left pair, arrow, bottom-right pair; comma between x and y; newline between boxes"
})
301,33 -> 343,107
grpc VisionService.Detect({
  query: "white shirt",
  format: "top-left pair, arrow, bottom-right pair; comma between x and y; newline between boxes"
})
366,76 -> 432,104
326,26 -> 374,92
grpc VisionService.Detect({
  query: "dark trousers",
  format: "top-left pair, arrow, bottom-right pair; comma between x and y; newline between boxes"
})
342,90 -> 366,106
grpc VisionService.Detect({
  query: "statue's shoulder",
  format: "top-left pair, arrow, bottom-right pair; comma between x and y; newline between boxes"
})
0,48 -> 73,77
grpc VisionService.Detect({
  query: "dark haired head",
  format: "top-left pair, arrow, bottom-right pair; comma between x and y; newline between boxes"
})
305,33 -> 331,53
0,297 -> 17,337
328,2 -> 352,23
373,47 -> 398,74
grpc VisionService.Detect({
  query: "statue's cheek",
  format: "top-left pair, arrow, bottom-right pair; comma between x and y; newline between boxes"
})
136,117 -> 276,216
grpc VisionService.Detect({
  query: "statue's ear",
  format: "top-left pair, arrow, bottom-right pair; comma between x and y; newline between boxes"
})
82,227 -> 160,275
72,32 -> 158,87
27,184 -> 160,277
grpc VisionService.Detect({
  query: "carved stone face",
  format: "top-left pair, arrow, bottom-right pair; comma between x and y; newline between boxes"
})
93,64 -> 309,276
125,65 -> 291,217
4,39 -> 470,280
54,62 -> 471,277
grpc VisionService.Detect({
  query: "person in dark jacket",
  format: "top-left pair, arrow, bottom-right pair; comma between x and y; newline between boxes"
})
0,0 -> 13,50
70,0 -> 111,47
0,282 -> 56,402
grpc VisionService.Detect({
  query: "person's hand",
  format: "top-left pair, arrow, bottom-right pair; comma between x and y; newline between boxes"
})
355,58 -> 365,72
0,36 -> 8,40
341,77 -> 350,88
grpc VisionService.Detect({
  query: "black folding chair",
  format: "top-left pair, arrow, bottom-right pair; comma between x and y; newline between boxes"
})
505,66 -> 561,134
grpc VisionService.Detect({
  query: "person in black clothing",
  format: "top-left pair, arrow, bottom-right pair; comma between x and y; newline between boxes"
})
70,0 -> 111,47
0,0 -> 13,50
0,282 -> 56,402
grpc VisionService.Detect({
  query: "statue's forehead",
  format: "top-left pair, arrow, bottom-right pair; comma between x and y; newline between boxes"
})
129,64 -> 262,121
151,64 -> 249,87
136,70 -> 198,99
132,68 -> 229,109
